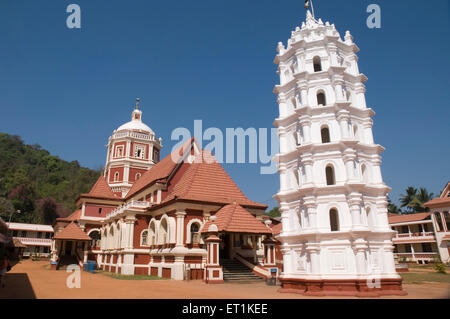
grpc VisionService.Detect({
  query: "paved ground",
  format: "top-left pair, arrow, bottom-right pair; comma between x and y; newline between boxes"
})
0,260 -> 448,299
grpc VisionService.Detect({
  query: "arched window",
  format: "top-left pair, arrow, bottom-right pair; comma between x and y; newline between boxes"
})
313,56 -> 322,72
109,227 -> 114,249
361,164 -> 368,183
135,173 -> 141,181
149,222 -> 156,245
321,126 -> 331,143
160,219 -> 168,245
290,63 -> 296,74
89,230 -> 101,248
116,223 -> 122,248
294,131 -> 300,146
330,209 -> 339,231
291,97 -> 297,109
366,207 -> 373,229
114,172 -> 119,182
317,91 -> 326,106
293,168 -> 300,187
140,230 -> 148,246
445,212 -> 450,231
190,223 -> 200,244
101,229 -> 106,250
353,125 -> 359,141
435,212 -> 444,232
325,165 -> 336,185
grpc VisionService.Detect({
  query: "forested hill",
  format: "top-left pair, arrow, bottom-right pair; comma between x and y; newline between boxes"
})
0,133 -> 101,225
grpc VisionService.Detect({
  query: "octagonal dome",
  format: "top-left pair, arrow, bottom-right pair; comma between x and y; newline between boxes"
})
116,109 -> 154,135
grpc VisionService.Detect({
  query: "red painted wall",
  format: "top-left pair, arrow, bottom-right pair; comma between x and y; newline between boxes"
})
134,254 -> 150,265
129,167 -> 148,183
133,215 -> 150,248
113,142 -> 127,159
109,166 -> 124,183
84,204 -> 116,218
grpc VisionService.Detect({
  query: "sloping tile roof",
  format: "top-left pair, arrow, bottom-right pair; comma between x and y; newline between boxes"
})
8,222 -> 54,232
202,203 -> 272,234
56,210 -> 81,222
162,150 -> 267,209
126,138 -> 266,209
82,176 -> 118,199
388,212 -> 431,224
425,197 -> 450,208
271,222 -> 282,236
126,138 -> 194,198
54,222 -> 91,240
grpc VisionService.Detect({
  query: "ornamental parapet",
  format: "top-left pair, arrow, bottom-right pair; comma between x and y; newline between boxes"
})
105,200 -> 153,221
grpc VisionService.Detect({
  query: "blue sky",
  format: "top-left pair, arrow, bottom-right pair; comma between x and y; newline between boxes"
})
0,0 -> 449,209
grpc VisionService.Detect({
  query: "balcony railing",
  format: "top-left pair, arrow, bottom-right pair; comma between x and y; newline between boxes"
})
395,252 -> 438,260
14,237 -> 52,246
106,200 -> 153,220
394,232 -> 434,239
111,131 -> 155,141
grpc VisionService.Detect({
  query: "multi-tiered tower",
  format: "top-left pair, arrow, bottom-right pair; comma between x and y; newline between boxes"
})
273,11 -> 405,296
104,99 -> 162,197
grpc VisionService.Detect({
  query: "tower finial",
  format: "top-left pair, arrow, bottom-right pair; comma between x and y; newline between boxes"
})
135,97 -> 140,110
304,0 -> 315,19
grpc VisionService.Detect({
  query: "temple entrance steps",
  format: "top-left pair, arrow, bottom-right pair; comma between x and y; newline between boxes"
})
221,259 -> 264,283
57,255 -> 79,270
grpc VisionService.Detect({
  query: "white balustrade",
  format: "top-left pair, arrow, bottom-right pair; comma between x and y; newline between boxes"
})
106,200 -> 153,220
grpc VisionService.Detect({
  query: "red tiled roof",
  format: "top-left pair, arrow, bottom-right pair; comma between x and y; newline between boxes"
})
425,197 -> 450,208
388,212 -> 431,224
162,150 -> 267,209
202,203 -> 272,234
54,222 -> 91,241
89,176 -> 117,199
126,138 -> 194,198
127,138 -> 266,209
271,223 -> 282,236
56,210 -> 81,222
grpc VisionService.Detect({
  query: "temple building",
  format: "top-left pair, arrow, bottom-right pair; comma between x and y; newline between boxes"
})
387,182 -> 450,264
273,10 -> 405,296
50,100 -> 279,282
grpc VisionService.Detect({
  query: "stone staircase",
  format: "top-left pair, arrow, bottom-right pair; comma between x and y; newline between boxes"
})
221,259 -> 264,283
57,255 -> 79,270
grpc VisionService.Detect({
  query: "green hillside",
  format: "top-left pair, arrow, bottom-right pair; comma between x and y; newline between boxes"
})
0,133 -> 101,224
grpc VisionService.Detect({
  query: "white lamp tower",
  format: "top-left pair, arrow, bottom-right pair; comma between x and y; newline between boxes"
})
273,9 -> 405,296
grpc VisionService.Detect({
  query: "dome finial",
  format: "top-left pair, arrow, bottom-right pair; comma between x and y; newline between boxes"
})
135,97 -> 140,110
305,0 -> 316,20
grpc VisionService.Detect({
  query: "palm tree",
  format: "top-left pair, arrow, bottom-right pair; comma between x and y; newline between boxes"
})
399,187 -> 417,213
399,187 -> 435,214
409,188 -> 434,212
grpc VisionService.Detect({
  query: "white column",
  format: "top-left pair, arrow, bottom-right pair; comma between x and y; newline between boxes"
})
302,156 -> 313,185
306,243 -> 320,275
337,111 -> 350,139
124,215 -> 136,249
349,194 -> 363,229
83,242 -> 88,263
304,199 -> 317,230
343,151 -> 357,182
354,240 -> 368,274
299,117 -> 311,144
176,211 -> 186,247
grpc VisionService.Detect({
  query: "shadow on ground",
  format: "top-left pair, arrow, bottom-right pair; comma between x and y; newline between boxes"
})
0,273 -> 36,299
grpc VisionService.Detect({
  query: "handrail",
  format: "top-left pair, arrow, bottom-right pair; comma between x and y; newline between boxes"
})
234,253 -> 270,278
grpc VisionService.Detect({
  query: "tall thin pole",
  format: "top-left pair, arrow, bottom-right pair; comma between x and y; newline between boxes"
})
310,0 -> 316,19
